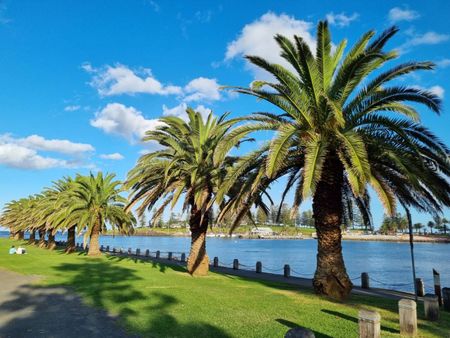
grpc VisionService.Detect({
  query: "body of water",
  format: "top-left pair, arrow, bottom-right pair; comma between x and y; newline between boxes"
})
2,231 -> 448,293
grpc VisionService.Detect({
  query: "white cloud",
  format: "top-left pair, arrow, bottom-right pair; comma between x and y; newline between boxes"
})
0,134 -> 94,155
388,7 -> 420,23
91,103 -> 163,142
0,143 -> 68,169
162,103 -> 211,120
184,77 -> 221,102
0,134 -> 93,170
100,153 -> 124,160
84,63 -> 182,97
399,31 -> 449,54
225,12 -> 315,78
64,105 -> 81,111
412,85 -> 445,99
436,59 -> 450,68
83,63 -> 223,103
326,12 -> 359,27
428,85 -> 445,99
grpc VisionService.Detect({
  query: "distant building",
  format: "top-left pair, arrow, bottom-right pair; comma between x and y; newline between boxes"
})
250,227 -> 274,236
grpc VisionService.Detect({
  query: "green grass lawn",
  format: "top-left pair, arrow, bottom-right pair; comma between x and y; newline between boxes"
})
1,238 -> 449,338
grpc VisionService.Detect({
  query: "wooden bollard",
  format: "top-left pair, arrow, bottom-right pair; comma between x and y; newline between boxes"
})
424,294 -> 439,321
443,288 -> 450,312
100,245 -> 104,252
168,252 -> 173,260
213,257 -> 219,267
433,269 -> 443,305
145,249 -> 150,257
233,259 -> 239,270
415,278 -> 425,297
106,245 -> 110,252
399,299 -> 417,336
361,272 -> 370,289
284,264 -> 290,278
156,250 -> 160,259
256,261 -> 262,273
358,309 -> 381,338
136,248 -> 141,256
112,247 -> 117,253
127,247 -> 132,255
76,243 -> 80,248
181,253 -> 186,262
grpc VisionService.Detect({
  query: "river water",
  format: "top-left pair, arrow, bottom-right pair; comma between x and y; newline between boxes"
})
2,231 -> 448,293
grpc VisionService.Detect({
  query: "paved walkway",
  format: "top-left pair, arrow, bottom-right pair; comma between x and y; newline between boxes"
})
0,269 -> 135,338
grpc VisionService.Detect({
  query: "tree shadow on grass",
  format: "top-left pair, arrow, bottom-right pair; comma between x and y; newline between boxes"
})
276,318 -> 333,338
0,282 -> 132,338
50,260 -> 230,337
137,291 -> 232,338
321,309 -> 400,334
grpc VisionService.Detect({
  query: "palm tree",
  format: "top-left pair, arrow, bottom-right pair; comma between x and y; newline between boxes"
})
59,172 -> 135,256
413,222 -> 423,234
225,22 -> 450,299
45,177 -> 80,253
427,215 -> 449,235
126,109 -> 259,275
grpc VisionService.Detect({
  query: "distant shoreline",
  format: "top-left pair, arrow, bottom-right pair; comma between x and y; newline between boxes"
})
103,230 -> 450,243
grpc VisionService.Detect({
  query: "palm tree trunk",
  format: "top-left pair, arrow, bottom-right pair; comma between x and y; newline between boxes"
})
88,221 -> 102,256
28,230 -> 36,244
38,229 -> 46,248
47,232 -> 56,250
13,230 -> 24,240
312,155 -> 352,301
187,204 -> 209,276
65,226 -> 76,253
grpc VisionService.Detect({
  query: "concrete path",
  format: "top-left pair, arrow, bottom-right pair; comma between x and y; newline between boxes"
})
0,269 -> 136,338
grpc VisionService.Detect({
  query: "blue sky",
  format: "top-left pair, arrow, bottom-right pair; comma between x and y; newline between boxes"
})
1,0 -> 449,227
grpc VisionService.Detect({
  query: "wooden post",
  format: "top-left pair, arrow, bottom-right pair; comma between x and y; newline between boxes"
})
145,249 -> 150,257
213,257 -> 219,267
415,278 -> 425,297
136,248 -> 141,256
156,250 -> 160,259
398,299 -> 417,336
181,253 -> 186,262
168,252 -> 173,260
112,247 -> 117,253
424,294 -> 439,321
233,259 -> 239,270
284,264 -> 290,278
106,245 -> 110,252
361,272 -> 370,289
442,287 -> 450,312
127,247 -> 132,255
433,269 -> 443,305
358,309 -> 381,338
256,261 -> 262,273
100,245 -> 104,252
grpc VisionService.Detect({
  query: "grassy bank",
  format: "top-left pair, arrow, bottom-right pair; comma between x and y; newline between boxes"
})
1,238 -> 449,337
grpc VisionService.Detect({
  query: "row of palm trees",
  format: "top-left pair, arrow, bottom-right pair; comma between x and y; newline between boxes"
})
2,21 -> 450,300
1,173 -> 135,256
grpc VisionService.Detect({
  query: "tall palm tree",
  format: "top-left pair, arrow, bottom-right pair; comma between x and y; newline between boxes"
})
59,172 -> 135,256
126,109 -> 260,276
225,22 -> 450,299
45,177 -> 80,253
427,215 -> 449,235
413,222 -> 423,234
